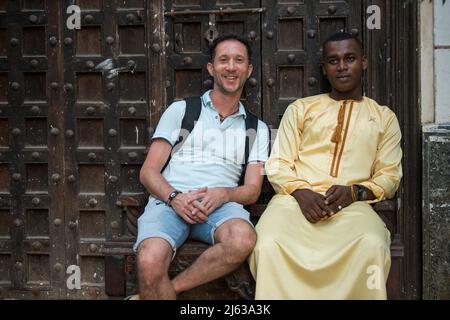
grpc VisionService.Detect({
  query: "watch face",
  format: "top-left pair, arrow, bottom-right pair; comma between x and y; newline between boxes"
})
169,191 -> 180,201
167,191 -> 180,207
362,190 -> 368,200
357,186 -> 365,201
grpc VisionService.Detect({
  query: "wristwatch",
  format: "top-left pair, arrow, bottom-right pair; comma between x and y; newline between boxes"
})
167,190 -> 182,207
354,185 -> 368,201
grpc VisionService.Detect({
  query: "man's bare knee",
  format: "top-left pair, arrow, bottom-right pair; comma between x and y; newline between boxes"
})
215,220 -> 257,263
137,238 -> 173,280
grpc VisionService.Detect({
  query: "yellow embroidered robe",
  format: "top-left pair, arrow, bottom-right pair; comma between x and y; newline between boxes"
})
249,94 -> 402,300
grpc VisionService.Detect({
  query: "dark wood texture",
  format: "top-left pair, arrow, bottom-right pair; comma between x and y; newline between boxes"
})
262,0 -> 361,126
363,0 -> 421,300
0,0 -> 157,299
165,0 -> 262,116
62,0 -> 153,299
0,0 -> 64,299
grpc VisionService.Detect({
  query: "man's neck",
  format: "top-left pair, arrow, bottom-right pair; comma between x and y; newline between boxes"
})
210,90 -> 241,116
329,86 -> 363,101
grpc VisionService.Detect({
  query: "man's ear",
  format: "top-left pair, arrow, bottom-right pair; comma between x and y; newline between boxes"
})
247,64 -> 254,79
321,64 -> 327,77
207,62 -> 214,76
362,55 -> 368,71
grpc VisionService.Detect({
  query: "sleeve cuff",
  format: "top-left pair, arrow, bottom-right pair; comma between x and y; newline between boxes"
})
359,181 -> 386,203
151,134 -> 176,147
281,181 -> 313,195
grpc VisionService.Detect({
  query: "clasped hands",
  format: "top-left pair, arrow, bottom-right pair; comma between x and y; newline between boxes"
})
292,185 -> 354,224
170,187 -> 229,224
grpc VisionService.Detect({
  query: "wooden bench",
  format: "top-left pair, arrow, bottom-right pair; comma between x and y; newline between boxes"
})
103,183 -> 404,300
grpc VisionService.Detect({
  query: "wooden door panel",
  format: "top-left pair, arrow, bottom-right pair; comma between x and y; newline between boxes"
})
363,0 -> 421,299
165,0 -> 262,117
0,0 -> 65,299
262,0 -> 361,127
63,0 -> 151,299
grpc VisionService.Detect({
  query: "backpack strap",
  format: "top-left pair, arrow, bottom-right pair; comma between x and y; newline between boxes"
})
160,97 -> 202,173
239,110 -> 259,185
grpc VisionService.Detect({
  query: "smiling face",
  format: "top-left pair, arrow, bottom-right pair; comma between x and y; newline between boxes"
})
322,38 -> 368,100
207,39 -> 253,96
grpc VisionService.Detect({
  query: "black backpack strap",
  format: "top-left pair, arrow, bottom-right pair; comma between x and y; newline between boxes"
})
239,111 -> 258,185
173,97 -> 202,151
161,97 -> 202,173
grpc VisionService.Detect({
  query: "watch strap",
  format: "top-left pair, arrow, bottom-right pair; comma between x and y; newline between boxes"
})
167,190 -> 181,207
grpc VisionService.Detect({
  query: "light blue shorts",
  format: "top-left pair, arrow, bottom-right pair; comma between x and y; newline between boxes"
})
133,198 -> 253,255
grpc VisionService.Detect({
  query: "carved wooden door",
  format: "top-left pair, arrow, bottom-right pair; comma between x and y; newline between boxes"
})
0,0 -> 154,299
62,0 -> 151,299
0,0 -> 419,300
0,0 -> 65,299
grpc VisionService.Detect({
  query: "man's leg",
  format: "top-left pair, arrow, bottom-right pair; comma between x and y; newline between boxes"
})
134,198 -> 190,299
171,218 -> 256,295
137,237 -> 176,299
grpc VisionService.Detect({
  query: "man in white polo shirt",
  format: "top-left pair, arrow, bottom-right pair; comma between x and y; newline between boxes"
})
135,34 -> 270,299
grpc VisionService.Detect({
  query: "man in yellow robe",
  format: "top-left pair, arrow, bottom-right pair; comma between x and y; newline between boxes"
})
248,32 -> 403,299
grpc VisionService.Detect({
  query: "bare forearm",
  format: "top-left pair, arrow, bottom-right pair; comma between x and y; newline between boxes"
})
226,184 -> 261,205
140,170 -> 175,203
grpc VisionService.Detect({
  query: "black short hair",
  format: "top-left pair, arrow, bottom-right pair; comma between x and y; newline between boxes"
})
322,32 -> 364,56
209,34 -> 252,63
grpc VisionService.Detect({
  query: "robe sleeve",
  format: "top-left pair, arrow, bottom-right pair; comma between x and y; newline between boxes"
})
359,111 -> 403,201
265,102 -> 313,195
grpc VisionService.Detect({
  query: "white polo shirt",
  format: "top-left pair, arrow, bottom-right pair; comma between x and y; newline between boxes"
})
152,90 -> 270,193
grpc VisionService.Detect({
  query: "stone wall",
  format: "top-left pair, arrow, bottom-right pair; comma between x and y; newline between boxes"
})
422,124 -> 450,299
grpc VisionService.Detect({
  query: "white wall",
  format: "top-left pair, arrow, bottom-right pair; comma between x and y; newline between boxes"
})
421,0 -> 435,124
421,0 -> 450,124
434,0 -> 450,124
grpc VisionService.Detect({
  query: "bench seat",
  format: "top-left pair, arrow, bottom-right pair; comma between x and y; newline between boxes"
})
103,193 -> 404,299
